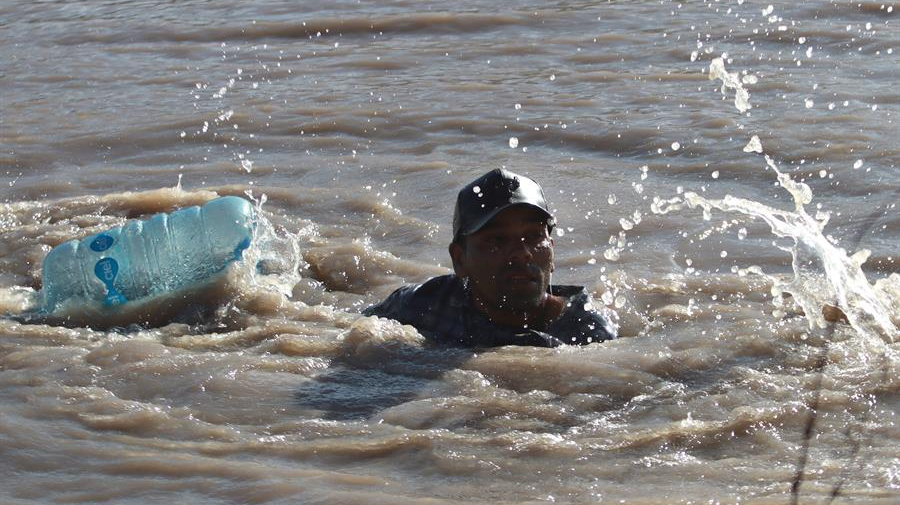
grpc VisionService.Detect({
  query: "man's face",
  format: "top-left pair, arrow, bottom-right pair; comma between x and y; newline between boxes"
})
450,205 -> 554,316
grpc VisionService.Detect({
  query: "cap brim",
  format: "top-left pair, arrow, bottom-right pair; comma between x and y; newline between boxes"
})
458,202 -> 553,237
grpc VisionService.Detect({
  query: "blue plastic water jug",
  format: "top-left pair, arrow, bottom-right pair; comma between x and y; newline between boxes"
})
39,196 -> 255,316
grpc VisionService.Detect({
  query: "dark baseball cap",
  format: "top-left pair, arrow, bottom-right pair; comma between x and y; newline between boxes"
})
452,168 -> 555,241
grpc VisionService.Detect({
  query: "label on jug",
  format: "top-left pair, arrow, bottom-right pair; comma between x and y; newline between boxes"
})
90,234 -> 115,252
94,257 -> 127,305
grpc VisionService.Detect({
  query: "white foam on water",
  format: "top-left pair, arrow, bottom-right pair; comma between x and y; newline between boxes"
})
0,286 -> 38,314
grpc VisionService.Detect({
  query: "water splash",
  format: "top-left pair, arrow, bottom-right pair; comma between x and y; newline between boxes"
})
239,191 -> 307,301
653,155 -> 898,344
708,57 -> 752,113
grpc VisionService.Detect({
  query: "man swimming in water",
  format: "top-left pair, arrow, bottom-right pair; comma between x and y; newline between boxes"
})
363,168 -> 616,347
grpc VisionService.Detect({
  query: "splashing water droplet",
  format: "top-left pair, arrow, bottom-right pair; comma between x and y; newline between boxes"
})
671,142 -> 681,151
508,137 -> 519,148
601,291 -> 614,305
853,160 -> 863,169
708,57 -> 752,112
743,135 -> 763,153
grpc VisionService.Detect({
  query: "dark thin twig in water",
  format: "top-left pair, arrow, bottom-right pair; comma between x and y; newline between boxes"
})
790,347 -> 832,502
789,192 -> 896,504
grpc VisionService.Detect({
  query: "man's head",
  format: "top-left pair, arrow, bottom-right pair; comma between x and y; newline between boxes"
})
449,169 -> 557,324
451,168 -> 555,243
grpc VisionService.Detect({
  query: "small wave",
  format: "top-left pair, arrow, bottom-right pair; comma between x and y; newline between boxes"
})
797,1 -> 898,19
56,13 -> 537,45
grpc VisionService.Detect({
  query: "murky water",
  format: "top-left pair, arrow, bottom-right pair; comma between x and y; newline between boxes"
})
2,0 -> 899,503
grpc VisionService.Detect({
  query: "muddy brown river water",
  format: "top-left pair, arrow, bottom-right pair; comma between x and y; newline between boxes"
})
1,1 -> 899,503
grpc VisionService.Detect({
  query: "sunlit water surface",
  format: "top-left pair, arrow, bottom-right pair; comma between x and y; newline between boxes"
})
1,1 -> 899,503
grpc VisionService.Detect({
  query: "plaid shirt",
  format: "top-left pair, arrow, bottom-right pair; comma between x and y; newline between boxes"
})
362,274 -> 616,348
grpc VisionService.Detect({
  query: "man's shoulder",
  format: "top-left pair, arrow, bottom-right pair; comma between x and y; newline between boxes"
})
412,274 -> 462,298
361,274 -> 469,344
361,274 -> 463,319
549,285 -> 617,344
